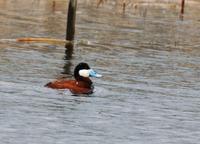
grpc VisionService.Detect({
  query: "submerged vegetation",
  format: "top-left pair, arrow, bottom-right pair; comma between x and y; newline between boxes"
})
96,0 -> 181,12
89,0 -> 196,17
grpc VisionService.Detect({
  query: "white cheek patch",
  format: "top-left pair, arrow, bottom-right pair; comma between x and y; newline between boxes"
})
79,69 -> 90,77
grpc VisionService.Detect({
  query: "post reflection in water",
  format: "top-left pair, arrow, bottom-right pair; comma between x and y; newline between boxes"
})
62,44 -> 73,75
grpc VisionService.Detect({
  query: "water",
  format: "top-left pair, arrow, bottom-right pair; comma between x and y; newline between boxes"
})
0,0 -> 200,143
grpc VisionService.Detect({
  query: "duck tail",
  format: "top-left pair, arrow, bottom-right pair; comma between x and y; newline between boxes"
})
45,81 -> 65,89
45,82 -> 53,88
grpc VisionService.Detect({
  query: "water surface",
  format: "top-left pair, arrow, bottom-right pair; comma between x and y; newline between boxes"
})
0,0 -> 200,144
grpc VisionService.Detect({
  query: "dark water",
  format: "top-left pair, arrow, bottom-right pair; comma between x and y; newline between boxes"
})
0,0 -> 200,143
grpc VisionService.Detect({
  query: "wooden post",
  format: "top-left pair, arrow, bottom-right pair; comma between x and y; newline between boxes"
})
180,0 -> 185,15
64,0 -> 76,74
66,0 -> 77,42
122,1 -> 126,14
179,0 -> 185,20
52,1 -> 56,12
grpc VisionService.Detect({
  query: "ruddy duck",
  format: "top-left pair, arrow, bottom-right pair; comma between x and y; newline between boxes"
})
45,62 -> 102,94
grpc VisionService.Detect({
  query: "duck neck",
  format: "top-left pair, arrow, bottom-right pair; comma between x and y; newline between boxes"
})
76,77 -> 93,86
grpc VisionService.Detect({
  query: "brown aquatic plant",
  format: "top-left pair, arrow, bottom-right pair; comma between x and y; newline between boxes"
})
97,0 -> 107,7
16,37 -> 72,46
95,0 -> 185,14
180,0 -> 185,14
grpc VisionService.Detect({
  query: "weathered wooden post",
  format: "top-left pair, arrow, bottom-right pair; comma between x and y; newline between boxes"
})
66,0 -> 77,42
179,0 -> 185,20
65,0 -> 77,59
122,0 -> 126,14
52,1 -> 56,12
180,0 -> 185,15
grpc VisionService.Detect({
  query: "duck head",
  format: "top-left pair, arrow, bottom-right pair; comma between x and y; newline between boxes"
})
74,62 -> 102,81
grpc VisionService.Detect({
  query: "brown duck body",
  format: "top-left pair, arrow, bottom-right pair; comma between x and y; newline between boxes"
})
45,78 -> 93,94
